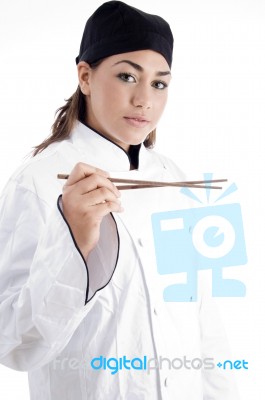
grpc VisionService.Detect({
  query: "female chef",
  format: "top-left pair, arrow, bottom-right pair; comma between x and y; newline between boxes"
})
0,1 -> 239,399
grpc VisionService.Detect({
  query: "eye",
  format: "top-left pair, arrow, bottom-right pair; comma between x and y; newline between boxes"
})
117,73 -> 136,83
152,80 -> 168,90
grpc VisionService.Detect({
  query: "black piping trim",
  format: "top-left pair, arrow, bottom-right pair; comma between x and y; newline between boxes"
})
82,121 -> 140,169
84,212 -> 120,305
82,122 -> 129,156
57,195 -> 120,305
57,195 -> 89,304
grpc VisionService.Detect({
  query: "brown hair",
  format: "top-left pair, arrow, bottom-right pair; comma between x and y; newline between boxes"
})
33,61 -> 156,156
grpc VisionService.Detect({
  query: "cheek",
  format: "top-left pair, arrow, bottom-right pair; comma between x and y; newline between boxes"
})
90,85 -> 110,113
96,81 -> 123,108
154,95 -> 168,119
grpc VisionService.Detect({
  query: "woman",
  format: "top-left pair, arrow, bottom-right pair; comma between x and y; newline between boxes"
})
0,1 -> 239,399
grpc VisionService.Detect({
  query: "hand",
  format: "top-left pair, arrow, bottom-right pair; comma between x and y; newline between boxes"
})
62,162 -> 123,259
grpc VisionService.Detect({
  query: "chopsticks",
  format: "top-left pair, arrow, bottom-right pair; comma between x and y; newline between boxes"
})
57,174 -> 227,190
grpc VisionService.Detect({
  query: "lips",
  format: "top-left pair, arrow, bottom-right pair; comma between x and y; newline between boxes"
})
124,115 -> 150,128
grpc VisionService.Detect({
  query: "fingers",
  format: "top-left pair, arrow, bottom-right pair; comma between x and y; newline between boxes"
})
93,200 -> 124,218
63,187 -> 123,217
62,162 -> 122,215
82,186 -> 121,207
65,173 -> 120,198
60,162 -> 123,258
76,198 -> 123,219
65,162 -> 109,186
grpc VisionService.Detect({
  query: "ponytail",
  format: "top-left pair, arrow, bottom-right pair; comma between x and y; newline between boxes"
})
33,86 -> 86,156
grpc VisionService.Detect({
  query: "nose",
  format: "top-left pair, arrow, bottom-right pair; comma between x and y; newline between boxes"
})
131,85 -> 152,109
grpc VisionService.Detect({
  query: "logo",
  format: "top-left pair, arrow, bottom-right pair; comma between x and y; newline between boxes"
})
151,173 -> 247,301
51,355 -> 249,373
89,355 -> 215,375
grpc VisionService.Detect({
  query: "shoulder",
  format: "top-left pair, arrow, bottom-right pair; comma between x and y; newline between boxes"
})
2,138 -> 81,206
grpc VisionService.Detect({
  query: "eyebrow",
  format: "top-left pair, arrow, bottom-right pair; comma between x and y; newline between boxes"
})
112,60 -> 171,77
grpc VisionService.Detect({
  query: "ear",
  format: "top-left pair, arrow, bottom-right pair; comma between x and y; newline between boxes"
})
77,61 -> 91,95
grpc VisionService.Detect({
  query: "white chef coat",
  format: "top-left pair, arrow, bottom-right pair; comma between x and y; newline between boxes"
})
0,122 -> 239,399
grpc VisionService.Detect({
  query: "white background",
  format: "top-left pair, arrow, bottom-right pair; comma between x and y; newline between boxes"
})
0,0 -> 264,398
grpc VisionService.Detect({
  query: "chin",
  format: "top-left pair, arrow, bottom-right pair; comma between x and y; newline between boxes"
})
127,134 -> 149,146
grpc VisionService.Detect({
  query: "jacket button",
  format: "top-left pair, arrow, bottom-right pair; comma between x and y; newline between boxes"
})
164,377 -> 168,387
153,308 -> 158,316
138,238 -> 144,247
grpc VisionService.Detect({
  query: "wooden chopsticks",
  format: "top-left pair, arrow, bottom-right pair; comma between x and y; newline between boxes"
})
57,174 -> 227,190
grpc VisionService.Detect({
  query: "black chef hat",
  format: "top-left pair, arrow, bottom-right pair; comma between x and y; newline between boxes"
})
76,1 -> 174,68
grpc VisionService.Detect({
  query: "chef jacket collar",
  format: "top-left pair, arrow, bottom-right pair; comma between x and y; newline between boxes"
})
71,121 -> 146,171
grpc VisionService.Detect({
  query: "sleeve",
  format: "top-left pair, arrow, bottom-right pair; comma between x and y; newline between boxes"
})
0,179 -> 90,371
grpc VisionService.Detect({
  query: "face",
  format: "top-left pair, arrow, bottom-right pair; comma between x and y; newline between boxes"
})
78,50 -> 171,151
